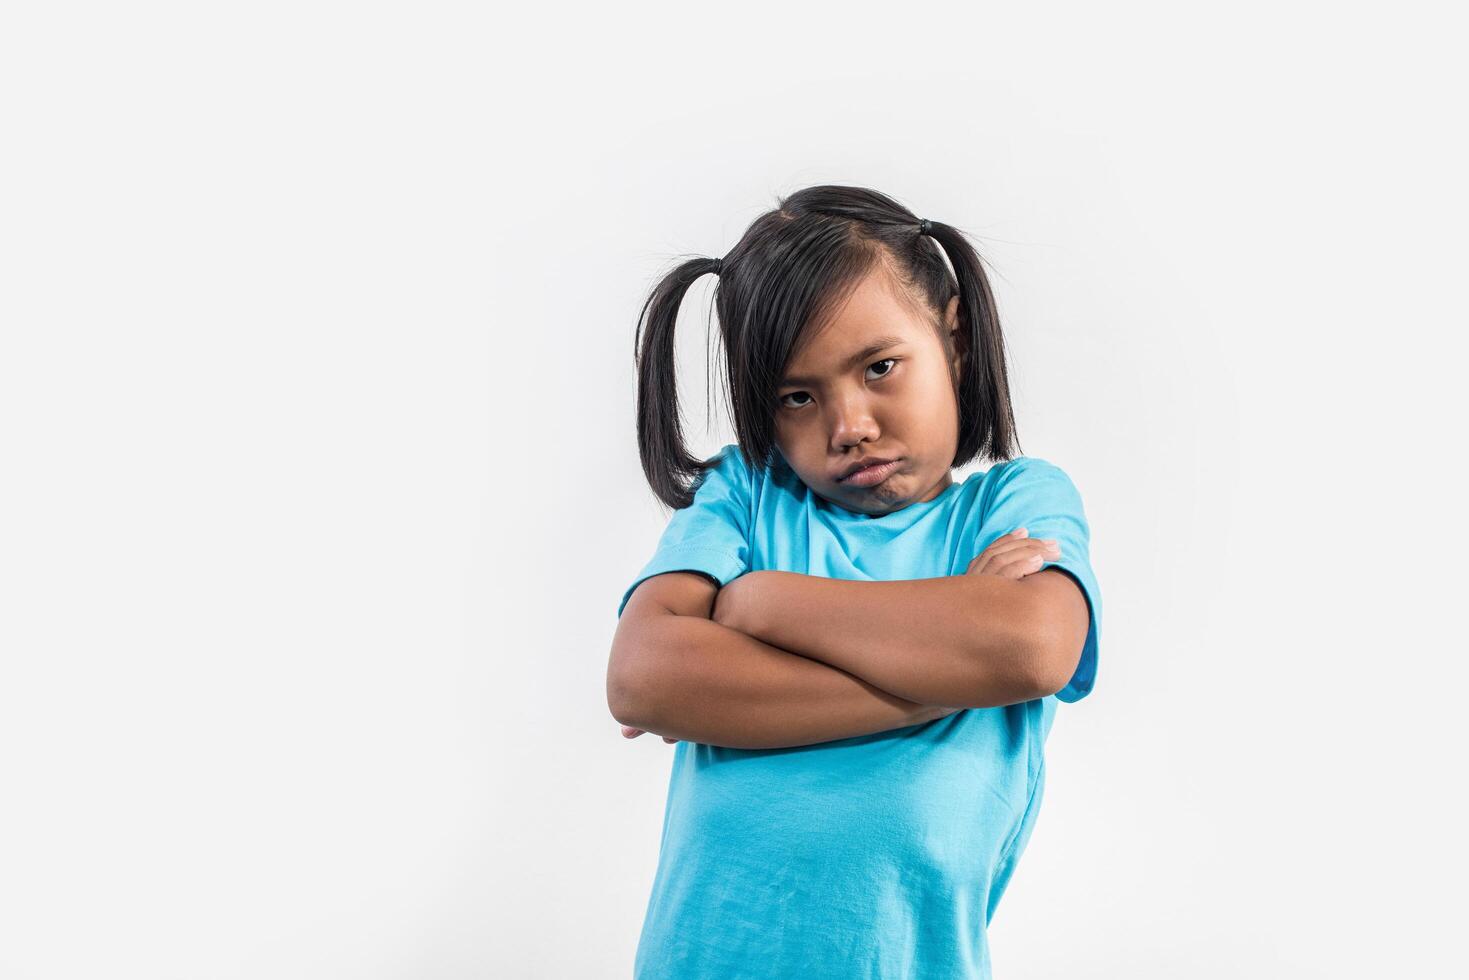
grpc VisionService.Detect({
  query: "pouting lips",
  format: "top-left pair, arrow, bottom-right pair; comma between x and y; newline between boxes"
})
841,459 -> 901,488
837,456 -> 898,481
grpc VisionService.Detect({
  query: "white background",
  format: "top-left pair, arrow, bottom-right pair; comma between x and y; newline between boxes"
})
2,2 -> 1465,977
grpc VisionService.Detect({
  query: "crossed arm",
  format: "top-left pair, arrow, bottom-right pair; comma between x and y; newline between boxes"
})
607,567 -> 1087,750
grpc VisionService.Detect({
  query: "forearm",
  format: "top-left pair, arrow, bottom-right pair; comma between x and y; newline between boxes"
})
740,572 -> 1041,708
611,614 -> 954,750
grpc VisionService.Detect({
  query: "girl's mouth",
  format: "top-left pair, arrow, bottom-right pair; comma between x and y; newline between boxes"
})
842,458 -> 901,488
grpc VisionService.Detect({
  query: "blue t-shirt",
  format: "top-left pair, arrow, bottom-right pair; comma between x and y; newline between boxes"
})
617,444 -> 1102,979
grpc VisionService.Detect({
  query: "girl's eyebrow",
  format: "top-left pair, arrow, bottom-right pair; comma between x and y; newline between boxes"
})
780,336 -> 906,387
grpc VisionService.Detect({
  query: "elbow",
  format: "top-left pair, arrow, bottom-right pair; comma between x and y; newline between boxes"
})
608,608 -> 689,729
606,658 -> 645,728
607,637 -> 659,729
1019,605 -> 1078,700
1024,577 -> 1093,700
1026,648 -> 1068,700
606,670 -> 643,728
1003,585 -> 1070,702
959,635 -> 1052,709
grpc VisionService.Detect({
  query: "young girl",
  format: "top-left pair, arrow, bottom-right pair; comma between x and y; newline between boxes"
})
607,184 -> 1101,978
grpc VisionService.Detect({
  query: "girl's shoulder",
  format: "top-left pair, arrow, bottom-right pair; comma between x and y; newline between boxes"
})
704,442 -> 810,516
685,442 -> 769,516
698,442 -> 756,491
956,454 -> 1087,513
964,454 -> 1077,489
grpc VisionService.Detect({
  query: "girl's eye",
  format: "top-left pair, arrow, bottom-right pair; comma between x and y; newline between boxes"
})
779,359 -> 897,409
867,358 -> 897,379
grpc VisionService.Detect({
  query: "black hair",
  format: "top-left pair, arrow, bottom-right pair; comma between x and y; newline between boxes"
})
633,183 -> 1020,510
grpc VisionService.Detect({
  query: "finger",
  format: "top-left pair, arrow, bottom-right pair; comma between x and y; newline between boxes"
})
970,536 -> 1060,574
969,529 -> 1024,574
1012,540 -> 1062,564
997,552 -> 1050,578
985,535 -> 1060,560
663,737 -> 679,743
989,561 -> 1030,580
621,726 -> 644,738
1000,551 -> 1054,579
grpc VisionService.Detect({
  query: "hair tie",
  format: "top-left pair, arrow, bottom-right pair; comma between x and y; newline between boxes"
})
918,218 -> 932,236
710,256 -> 723,274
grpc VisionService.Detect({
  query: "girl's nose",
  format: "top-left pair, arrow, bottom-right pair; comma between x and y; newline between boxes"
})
829,400 -> 878,449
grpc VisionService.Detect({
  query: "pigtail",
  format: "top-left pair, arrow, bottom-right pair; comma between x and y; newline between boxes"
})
632,255 -> 726,510
919,220 -> 1021,464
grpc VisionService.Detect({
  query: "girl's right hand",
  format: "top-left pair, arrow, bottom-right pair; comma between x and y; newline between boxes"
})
965,527 -> 1061,580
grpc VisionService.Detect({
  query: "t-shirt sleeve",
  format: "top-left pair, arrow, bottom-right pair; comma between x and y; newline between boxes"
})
616,444 -> 754,619
974,456 -> 1103,702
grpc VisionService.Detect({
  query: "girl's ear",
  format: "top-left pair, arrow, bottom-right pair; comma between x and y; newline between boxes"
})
945,295 -> 966,375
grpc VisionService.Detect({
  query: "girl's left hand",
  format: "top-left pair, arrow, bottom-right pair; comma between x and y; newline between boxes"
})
621,725 -> 679,744
966,527 -> 1061,579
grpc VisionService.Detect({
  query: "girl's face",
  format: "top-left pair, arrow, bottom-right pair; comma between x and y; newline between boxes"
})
773,263 -> 964,517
